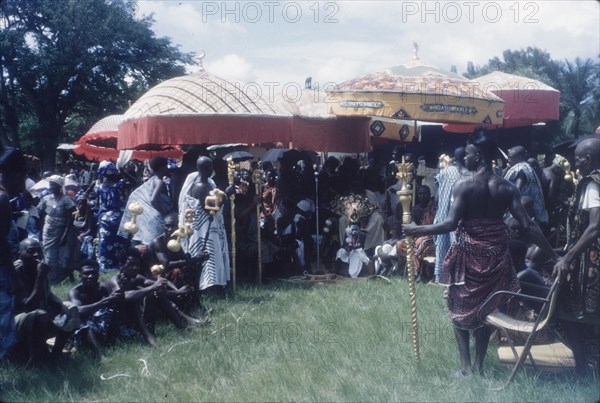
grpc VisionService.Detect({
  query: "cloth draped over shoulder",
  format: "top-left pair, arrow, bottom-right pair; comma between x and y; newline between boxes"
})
504,161 -> 549,224
178,173 -> 231,290
118,177 -> 171,245
440,218 -> 520,330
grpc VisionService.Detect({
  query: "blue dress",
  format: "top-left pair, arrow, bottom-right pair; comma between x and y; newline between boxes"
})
96,181 -> 127,272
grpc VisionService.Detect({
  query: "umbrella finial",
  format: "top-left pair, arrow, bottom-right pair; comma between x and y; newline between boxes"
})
195,50 -> 206,71
412,41 -> 420,61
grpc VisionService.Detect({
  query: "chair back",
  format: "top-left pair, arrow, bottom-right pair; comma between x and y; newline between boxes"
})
535,275 -> 561,331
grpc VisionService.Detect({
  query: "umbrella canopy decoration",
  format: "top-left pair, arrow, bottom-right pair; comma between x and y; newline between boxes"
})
273,88 -> 371,153
274,89 -> 372,153
327,46 -> 505,126
117,53 -> 292,150
443,71 -> 560,133
74,114 -> 184,161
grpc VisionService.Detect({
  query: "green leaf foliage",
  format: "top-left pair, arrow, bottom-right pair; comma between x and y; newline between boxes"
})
0,0 -> 194,168
465,47 -> 600,150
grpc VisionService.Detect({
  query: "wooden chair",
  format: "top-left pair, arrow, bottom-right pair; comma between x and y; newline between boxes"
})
477,275 -> 562,388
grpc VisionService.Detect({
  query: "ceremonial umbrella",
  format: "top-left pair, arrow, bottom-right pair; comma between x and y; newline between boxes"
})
74,115 -> 184,161
117,55 -> 292,150
274,88 -> 371,153
223,151 -> 254,162
442,71 -> 560,133
327,46 -> 504,127
260,147 -> 291,163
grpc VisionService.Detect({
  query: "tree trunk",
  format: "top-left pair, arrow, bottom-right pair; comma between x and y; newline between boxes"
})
37,121 -> 61,171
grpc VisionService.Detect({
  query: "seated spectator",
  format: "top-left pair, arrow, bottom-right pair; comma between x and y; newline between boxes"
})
68,260 -> 126,360
148,212 -> 205,310
106,248 -> 202,346
11,238 -> 80,363
335,223 -> 370,278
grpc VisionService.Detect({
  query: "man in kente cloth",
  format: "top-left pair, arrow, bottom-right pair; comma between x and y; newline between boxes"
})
405,129 -> 556,378
553,136 -> 600,375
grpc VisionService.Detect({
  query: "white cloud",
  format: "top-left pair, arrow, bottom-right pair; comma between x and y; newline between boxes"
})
137,0 -> 599,85
206,54 -> 253,82
136,1 -> 246,52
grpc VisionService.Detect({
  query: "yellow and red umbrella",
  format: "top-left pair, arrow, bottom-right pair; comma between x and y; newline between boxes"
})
443,71 -> 560,133
328,50 -> 504,126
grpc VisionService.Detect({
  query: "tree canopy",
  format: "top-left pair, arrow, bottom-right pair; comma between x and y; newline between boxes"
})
0,0 -> 194,169
465,46 -> 600,148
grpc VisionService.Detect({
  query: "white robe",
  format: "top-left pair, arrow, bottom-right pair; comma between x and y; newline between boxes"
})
179,173 -> 231,290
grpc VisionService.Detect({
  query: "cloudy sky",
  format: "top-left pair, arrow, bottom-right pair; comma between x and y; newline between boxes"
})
136,0 -> 599,90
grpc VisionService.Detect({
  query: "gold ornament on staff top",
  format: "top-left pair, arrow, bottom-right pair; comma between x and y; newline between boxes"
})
396,157 -> 420,365
204,189 -> 227,215
123,202 -> 143,234
227,157 -> 238,294
253,163 -> 264,284
167,211 -> 195,253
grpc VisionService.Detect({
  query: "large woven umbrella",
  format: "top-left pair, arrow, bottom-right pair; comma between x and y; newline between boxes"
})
443,71 -> 560,133
117,55 -> 292,150
74,115 -> 184,161
327,46 -> 504,126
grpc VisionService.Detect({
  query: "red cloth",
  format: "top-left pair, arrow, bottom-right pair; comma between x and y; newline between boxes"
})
440,219 -> 520,330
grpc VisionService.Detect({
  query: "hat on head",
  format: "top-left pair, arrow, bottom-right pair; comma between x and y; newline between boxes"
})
97,161 -> 118,178
47,175 -> 64,187
64,174 -> 80,189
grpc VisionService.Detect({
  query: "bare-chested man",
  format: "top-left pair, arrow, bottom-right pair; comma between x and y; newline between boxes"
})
405,129 -> 556,377
68,259 -> 124,359
106,248 -> 171,347
148,212 -> 207,309
13,238 -> 75,363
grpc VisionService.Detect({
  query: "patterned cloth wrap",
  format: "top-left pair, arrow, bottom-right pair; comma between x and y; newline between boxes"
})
440,218 -> 520,330
74,307 -> 140,345
561,170 -> 600,321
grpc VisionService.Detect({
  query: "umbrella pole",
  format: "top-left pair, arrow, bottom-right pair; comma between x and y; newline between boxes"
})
227,158 -> 237,294
314,169 -> 320,272
253,163 -> 263,284
397,158 -> 420,365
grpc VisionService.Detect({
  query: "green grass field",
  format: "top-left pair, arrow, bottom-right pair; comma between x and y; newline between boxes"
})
1,277 -> 598,402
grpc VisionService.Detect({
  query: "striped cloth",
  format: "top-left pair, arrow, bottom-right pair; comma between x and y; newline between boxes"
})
185,194 -> 231,290
432,165 -> 465,282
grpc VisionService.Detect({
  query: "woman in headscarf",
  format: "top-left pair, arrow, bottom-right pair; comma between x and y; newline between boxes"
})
96,162 -> 127,272
37,174 -> 76,283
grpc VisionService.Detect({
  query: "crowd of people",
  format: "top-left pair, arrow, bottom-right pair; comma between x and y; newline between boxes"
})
0,130 -> 598,376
